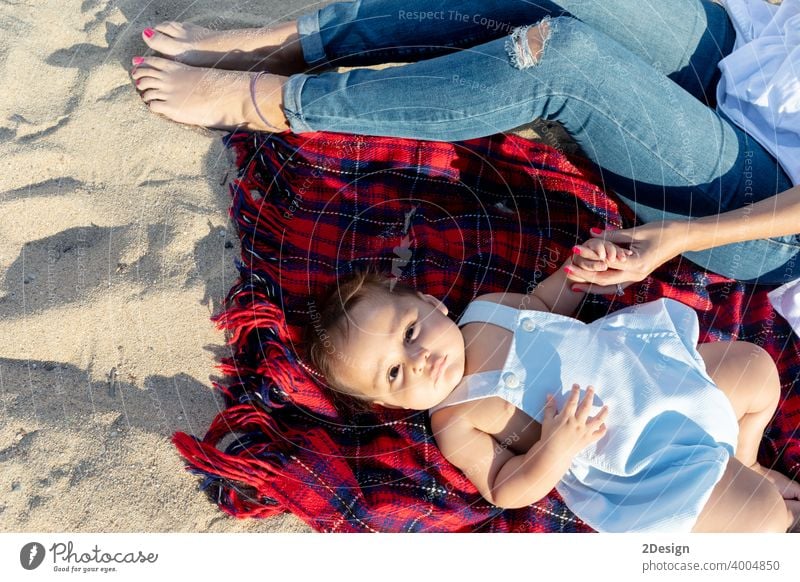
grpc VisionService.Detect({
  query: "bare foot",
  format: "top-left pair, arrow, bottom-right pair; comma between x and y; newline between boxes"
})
788,500 -> 800,532
141,21 -> 306,75
131,56 -> 290,132
752,463 -> 800,500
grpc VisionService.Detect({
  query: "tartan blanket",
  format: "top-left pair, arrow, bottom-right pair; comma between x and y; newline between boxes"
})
173,130 -> 800,532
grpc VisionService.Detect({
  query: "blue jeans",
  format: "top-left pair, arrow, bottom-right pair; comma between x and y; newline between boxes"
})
281,0 -> 798,284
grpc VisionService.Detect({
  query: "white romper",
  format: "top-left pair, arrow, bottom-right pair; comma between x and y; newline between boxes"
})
429,298 -> 740,532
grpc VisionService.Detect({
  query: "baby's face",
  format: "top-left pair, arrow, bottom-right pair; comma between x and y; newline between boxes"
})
334,291 -> 466,410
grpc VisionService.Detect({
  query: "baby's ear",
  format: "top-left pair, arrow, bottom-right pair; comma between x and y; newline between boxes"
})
417,292 -> 448,316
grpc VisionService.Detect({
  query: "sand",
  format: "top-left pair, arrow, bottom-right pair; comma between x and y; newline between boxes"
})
0,0 -> 318,533
1,0 -> 571,534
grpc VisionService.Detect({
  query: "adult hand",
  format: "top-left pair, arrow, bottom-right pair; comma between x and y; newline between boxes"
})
567,221 -> 686,294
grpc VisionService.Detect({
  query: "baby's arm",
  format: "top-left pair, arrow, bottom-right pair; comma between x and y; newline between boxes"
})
480,237 -> 633,315
478,257 -> 586,317
434,385 -> 608,508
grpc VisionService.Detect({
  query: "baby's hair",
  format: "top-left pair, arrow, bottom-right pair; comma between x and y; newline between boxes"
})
304,267 -> 417,412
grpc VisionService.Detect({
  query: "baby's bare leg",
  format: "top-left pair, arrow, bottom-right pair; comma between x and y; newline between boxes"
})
697,341 -> 800,500
692,458 -> 792,532
789,500 -> 800,532
697,341 -> 778,465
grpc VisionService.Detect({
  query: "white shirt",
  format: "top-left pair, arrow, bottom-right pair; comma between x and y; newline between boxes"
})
716,0 -> 800,184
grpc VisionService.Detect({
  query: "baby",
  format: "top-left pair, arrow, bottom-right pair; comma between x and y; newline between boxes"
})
306,240 -> 800,532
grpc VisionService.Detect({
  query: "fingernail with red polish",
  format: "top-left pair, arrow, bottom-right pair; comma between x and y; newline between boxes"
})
590,227 -> 603,235
571,286 -> 581,293
143,28 -> 155,38
572,246 -> 581,256
132,56 -> 144,65
564,266 -> 573,274
135,79 -> 140,86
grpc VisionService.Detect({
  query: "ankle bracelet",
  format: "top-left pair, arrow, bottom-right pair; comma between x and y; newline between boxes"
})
249,71 -> 283,132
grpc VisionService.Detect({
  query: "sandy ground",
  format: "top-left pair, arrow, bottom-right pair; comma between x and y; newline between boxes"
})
1,0 -> 568,534
0,0 -> 321,533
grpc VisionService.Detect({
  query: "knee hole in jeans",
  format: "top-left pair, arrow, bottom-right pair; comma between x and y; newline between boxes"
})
505,18 -> 551,70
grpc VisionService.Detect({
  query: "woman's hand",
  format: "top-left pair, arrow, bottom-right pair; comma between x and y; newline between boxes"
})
567,221 -> 687,294
540,384 -> 608,459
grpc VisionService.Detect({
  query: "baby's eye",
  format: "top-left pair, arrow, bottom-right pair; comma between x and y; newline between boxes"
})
404,323 -> 417,342
388,365 -> 400,383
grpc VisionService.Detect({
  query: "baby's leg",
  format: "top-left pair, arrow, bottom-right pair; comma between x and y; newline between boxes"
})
697,341 -> 800,500
697,341 -> 778,466
692,457 -> 795,532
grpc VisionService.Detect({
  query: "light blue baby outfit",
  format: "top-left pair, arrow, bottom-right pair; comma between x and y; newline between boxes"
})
429,298 -> 740,532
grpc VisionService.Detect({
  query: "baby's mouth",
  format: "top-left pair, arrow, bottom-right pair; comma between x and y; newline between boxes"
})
432,354 -> 447,386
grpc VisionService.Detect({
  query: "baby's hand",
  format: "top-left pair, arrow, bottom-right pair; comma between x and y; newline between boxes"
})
571,237 -> 632,272
540,385 -> 608,458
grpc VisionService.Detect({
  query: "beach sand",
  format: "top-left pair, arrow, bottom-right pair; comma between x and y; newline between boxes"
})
1,0 -> 566,533
0,0 -> 320,533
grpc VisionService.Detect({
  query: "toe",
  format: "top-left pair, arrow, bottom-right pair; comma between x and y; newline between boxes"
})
142,28 -> 186,57
147,100 -> 170,116
134,77 -> 161,92
137,55 -> 181,70
140,89 -> 166,103
155,21 -> 183,35
131,66 -> 163,81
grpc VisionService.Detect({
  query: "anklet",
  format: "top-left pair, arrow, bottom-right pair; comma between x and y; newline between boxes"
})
249,71 -> 284,132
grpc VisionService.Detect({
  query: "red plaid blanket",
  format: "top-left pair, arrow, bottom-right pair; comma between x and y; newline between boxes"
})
173,130 -> 800,532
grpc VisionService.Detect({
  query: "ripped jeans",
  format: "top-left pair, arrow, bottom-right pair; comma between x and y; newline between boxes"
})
281,0 -> 798,283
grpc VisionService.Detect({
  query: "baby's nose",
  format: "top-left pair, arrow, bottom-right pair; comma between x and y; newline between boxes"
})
411,348 -> 430,371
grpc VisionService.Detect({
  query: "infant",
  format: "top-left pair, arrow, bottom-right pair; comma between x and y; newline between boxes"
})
306,240 -> 800,532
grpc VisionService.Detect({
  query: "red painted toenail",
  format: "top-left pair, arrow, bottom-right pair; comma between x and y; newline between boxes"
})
132,57 -> 144,65
143,28 -> 154,38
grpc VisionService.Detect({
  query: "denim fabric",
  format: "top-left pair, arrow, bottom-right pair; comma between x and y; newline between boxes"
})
294,0 -> 731,102
282,0 -> 797,283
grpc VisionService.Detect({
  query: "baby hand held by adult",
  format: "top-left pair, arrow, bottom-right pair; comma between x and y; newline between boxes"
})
568,222 -> 685,295
571,238 -> 632,272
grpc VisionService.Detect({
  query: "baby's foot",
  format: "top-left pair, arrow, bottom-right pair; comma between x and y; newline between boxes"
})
142,21 -> 305,75
787,500 -> 800,532
131,56 -> 290,132
752,464 -> 800,500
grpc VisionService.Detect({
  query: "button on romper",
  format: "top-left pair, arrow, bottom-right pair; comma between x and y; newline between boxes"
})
429,298 -> 740,532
